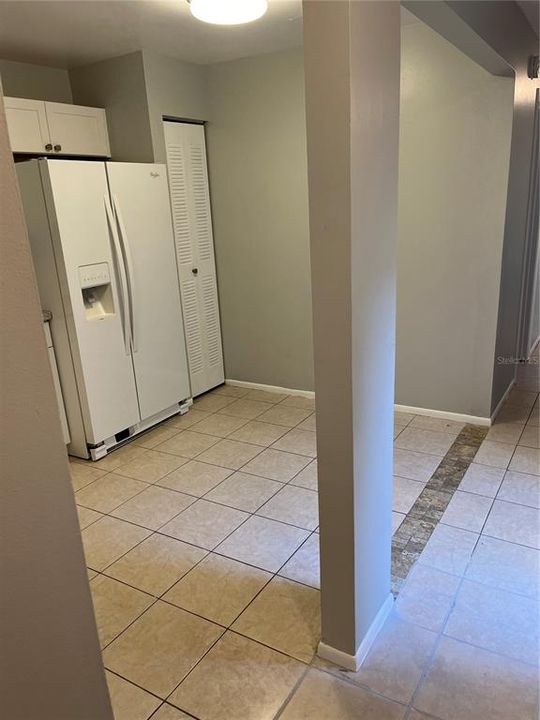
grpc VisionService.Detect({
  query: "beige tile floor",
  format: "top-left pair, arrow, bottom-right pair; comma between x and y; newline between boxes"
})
70,362 -> 539,720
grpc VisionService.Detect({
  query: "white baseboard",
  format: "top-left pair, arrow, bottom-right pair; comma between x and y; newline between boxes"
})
394,403 -> 491,427
490,378 -> 516,424
225,379 -> 315,399
317,594 -> 394,671
226,380 -> 492,426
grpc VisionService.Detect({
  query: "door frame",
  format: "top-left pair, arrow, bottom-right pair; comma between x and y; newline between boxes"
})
516,88 -> 540,360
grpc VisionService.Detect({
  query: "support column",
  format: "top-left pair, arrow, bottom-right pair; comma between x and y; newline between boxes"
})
303,0 -> 401,669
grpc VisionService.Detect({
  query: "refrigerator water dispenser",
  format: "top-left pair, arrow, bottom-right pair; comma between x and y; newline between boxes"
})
79,262 -> 114,320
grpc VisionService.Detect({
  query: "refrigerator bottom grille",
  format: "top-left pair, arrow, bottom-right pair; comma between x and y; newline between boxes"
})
115,428 -> 131,443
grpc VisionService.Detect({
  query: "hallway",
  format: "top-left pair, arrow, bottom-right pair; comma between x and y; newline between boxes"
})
72,351 -> 539,720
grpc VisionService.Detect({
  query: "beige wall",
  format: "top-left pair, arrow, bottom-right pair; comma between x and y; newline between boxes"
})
142,50 -> 209,163
70,52 -> 154,162
206,48 -> 314,390
397,21 -> 513,417
0,94 -> 112,720
0,58 -> 72,102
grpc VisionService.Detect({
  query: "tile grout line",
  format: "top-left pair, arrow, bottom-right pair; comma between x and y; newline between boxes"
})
82,400 -> 461,604
160,500 -> 320,715
401,705 -> 442,720
105,670 -> 204,720
161,515 -> 326,714
147,703 -> 200,720
73,382 -> 311,473
272,663 -> 312,720
406,550 -> 539,714
90,503 -> 317,585
303,661 -> 412,715
151,397 -> 316,474
78,400 -> 536,577
75,385 -> 313,494
78,428 -> 316,533
96,478 -> 321,709
77,384 -> 538,717
406,396 -> 539,714
500,395 -> 537,471
165,624 -> 314,718
90,391 -> 321,685
78,392 -> 320,556
97,585 -> 251,713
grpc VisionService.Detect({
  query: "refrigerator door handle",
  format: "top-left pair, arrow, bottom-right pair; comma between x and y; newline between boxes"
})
112,195 -> 138,353
104,195 -> 132,356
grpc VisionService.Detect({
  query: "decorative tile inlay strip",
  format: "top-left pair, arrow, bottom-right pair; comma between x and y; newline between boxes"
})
391,423 -> 488,594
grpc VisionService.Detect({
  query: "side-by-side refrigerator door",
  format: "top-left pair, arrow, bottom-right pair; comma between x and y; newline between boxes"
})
106,162 -> 191,420
43,159 -> 140,444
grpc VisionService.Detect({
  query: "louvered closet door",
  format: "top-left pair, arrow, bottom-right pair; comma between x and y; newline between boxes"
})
164,121 -> 224,397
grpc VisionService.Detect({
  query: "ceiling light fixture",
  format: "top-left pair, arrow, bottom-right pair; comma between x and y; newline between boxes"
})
188,0 -> 268,25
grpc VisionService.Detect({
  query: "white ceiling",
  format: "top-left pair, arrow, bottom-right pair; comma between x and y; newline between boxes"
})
0,2 -> 421,70
0,0 -> 303,68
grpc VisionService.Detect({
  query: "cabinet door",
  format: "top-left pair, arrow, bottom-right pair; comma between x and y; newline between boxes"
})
4,97 -> 51,153
164,121 -> 224,397
45,102 -> 110,157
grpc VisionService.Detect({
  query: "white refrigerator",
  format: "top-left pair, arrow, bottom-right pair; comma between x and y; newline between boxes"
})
17,158 -> 191,460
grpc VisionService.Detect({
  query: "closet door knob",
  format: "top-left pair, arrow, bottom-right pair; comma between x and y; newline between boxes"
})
54,144 -> 62,152
192,268 -> 198,275
45,143 -> 53,151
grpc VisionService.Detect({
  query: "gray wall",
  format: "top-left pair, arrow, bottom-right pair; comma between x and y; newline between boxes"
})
206,48 -> 314,390
204,31 -> 512,412
0,93 -> 112,720
69,52 -> 154,162
0,58 -> 72,102
4,18 -> 524,416
408,0 -> 540,414
397,21 -> 513,417
142,50 -> 209,163
481,4 -> 540,411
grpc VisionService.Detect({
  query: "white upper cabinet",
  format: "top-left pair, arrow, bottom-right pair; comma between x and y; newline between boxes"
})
45,102 -> 110,157
4,97 -> 110,157
3,97 -> 51,154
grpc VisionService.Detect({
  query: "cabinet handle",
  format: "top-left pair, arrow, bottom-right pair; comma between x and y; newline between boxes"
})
45,143 -> 53,151
192,268 -> 199,275
54,144 -> 62,152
